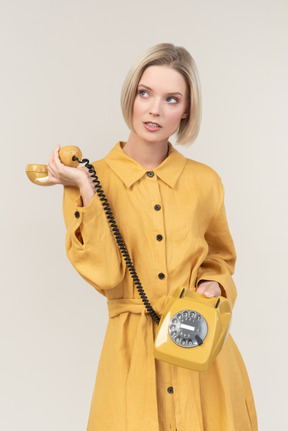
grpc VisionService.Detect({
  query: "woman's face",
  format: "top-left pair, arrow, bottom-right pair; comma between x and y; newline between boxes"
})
131,65 -> 189,146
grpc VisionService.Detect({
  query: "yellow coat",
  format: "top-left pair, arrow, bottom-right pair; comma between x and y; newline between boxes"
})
63,142 -> 257,431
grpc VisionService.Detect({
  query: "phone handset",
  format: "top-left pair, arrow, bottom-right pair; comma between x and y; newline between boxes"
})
26,145 -> 82,186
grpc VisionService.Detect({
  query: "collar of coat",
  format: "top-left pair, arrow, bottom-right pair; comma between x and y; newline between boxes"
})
104,141 -> 187,189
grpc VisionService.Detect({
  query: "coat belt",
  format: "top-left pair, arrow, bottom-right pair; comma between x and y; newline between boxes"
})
107,295 -> 170,319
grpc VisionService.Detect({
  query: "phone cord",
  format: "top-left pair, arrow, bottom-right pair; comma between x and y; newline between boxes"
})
73,156 -> 160,325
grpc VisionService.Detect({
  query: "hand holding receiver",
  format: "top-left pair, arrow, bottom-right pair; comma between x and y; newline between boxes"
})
26,145 -> 96,206
26,145 -> 83,186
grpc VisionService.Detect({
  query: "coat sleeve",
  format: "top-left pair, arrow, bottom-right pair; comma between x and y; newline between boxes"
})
196,182 -> 237,307
62,185 -> 125,294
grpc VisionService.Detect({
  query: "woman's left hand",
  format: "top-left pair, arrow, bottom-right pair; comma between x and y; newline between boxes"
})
196,280 -> 222,298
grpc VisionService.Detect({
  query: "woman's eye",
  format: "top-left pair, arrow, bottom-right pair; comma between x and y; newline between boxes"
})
139,90 -> 149,98
167,96 -> 178,104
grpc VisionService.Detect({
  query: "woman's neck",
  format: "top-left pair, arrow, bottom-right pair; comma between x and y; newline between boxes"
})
123,132 -> 169,169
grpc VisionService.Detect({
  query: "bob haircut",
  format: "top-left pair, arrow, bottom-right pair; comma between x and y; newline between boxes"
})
121,43 -> 202,146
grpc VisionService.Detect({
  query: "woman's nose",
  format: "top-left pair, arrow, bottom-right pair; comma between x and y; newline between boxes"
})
149,97 -> 161,116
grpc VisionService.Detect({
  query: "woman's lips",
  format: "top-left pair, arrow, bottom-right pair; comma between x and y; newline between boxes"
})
143,122 -> 162,131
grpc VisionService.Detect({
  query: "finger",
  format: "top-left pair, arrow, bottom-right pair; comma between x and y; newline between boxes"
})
48,145 -> 60,168
47,164 -> 59,183
204,285 -> 221,298
196,284 -> 206,295
48,146 -> 62,177
51,145 -> 62,169
48,147 -> 60,176
204,289 -> 214,298
196,282 -> 212,295
196,281 -> 221,298
53,145 -> 62,166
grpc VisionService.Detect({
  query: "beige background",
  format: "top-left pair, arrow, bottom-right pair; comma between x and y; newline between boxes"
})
1,0 -> 287,429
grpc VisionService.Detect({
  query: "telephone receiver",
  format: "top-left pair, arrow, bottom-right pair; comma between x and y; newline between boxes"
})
26,145 -> 83,186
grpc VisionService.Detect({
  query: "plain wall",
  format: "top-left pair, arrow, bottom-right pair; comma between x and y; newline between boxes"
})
1,0 -> 287,429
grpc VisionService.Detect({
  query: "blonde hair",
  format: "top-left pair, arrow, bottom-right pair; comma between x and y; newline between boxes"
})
121,43 -> 202,146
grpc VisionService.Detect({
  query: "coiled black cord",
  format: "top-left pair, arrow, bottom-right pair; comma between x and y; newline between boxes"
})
73,156 -> 160,325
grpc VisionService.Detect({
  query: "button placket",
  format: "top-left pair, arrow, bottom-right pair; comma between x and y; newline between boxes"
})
145,175 -> 167,297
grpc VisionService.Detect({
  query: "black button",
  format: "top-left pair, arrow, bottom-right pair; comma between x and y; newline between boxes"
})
167,386 -> 174,394
74,211 -> 80,218
156,234 -> 163,241
147,171 -> 154,178
158,273 -> 165,280
154,204 -> 161,211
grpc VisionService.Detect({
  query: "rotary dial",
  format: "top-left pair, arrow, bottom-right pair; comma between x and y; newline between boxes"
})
168,309 -> 208,348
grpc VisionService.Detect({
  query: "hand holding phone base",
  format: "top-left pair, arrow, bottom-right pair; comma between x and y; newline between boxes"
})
154,286 -> 232,371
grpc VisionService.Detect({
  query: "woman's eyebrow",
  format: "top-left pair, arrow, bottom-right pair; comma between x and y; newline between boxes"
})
166,91 -> 184,97
138,84 -> 183,97
138,84 -> 152,91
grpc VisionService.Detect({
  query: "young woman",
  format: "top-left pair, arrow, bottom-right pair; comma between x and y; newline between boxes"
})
48,43 -> 257,431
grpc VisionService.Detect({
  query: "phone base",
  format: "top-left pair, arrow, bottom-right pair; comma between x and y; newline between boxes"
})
154,287 -> 232,371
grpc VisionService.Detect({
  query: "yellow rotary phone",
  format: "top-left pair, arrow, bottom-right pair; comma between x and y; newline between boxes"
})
26,146 -> 232,371
154,286 -> 232,371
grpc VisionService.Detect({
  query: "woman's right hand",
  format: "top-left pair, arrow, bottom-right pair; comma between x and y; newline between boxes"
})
47,145 -> 87,187
47,145 -> 96,206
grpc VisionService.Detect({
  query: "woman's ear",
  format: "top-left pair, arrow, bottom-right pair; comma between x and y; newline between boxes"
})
181,111 -> 190,119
